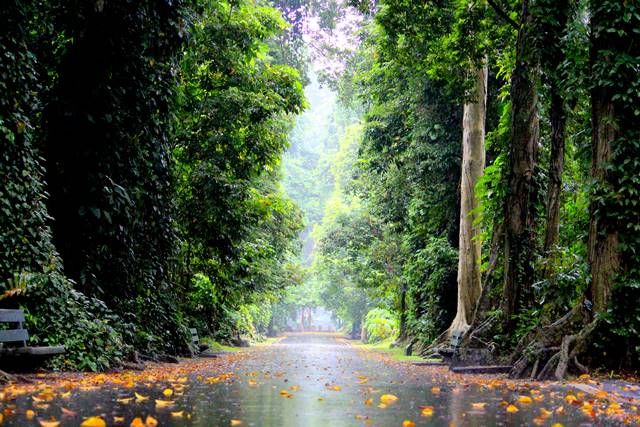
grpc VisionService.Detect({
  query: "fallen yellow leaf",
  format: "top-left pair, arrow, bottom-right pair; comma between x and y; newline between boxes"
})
364,398 -> 373,406
506,404 -> 519,413
38,420 -> 60,427
230,420 -> 242,426
145,415 -> 158,427
539,408 -> 552,417
163,388 -> 174,397
380,394 -> 398,405
171,411 -> 184,417
421,406 -> 434,416
26,409 -> 35,419
114,416 -> 125,423
518,395 -> 533,404
402,421 -> 416,427
80,416 -> 107,427
565,394 -> 577,404
155,399 -> 175,408
135,392 -> 149,402
431,386 -> 441,394
471,402 -> 487,410
117,397 -> 134,404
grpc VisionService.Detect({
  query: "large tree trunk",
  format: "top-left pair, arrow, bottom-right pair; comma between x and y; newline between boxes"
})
449,64 -> 488,335
502,0 -> 539,327
543,86 -> 566,256
587,2 -> 622,315
541,0 -> 571,278
587,81 -> 619,314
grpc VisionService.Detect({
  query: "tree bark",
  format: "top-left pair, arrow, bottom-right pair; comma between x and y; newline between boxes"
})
398,284 -> 408,341
588,84 -> 619,314
502,0 -> 539,326
541,0 -> 571,278
449,64 -> 488,335
543,85 -> 566,257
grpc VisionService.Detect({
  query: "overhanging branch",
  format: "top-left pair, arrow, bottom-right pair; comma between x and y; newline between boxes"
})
487,0 -> 519,30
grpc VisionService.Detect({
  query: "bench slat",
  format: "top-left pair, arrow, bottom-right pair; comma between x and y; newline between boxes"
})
21,346 -> 65,356
0,309 -> 25,323
0,346 -> 65,356
0,329 -> 28,343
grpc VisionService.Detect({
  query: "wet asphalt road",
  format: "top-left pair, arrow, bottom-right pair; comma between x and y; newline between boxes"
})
1,332 -> 630,426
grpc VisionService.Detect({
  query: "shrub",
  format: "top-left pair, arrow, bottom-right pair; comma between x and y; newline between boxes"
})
364,308 -> 398,343
4,271 -> 126,371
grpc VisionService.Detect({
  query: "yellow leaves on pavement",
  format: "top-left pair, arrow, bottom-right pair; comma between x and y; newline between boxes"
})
230,419 -> 243,426
431,386 -> 440,394
402,420 -> 416,427
38,420 -> 61,427
279,389 -> 293,398
135,392 -> 149,402
471,402 -> 487,410
130,418 -> 145,427
380,394 -> 398,405
162,388 -> 174,397
364,398 -> 373,406
506,404 -> 519,413
420,406 -> 434,416
155,398 -> 175,408
518,395 -> 533,404
565,394 -> 577,404
80,416 -> 107,427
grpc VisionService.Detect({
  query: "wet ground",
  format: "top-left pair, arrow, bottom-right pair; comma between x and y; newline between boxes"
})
1,333 -> 638,426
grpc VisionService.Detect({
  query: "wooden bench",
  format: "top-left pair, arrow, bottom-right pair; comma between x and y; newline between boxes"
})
0,309 -> 64,369
190,328 -> 223,358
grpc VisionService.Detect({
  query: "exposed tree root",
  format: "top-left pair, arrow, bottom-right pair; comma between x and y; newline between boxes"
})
0,369 -> 33,384
510,302 -> 598,380
0,369 -> 16,383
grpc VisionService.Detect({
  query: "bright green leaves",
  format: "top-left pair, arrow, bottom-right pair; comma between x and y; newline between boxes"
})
172,0 -> 305,339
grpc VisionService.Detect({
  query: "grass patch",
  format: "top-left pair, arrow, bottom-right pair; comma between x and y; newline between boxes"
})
351,338 -> 427,362
252,336 -> 284,347
200,335 -> 283,352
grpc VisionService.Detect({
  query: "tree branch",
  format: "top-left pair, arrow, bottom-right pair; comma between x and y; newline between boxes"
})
487,0 -> 519,30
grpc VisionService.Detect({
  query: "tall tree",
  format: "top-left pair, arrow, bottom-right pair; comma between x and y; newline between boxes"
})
501,0 -> 540,326
540,0 -> 572,271
450,64 -> 487,334
587,0 -> 640,314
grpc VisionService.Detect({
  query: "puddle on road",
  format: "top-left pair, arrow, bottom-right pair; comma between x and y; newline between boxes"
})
0,333 -> 633,426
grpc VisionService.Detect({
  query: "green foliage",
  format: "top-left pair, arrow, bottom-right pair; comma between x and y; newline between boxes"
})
172,0 -> 305,342
6,272 -> 125,371
363,308 -> 398,343
404,238 -> 458,342
589,0 -> 640,367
